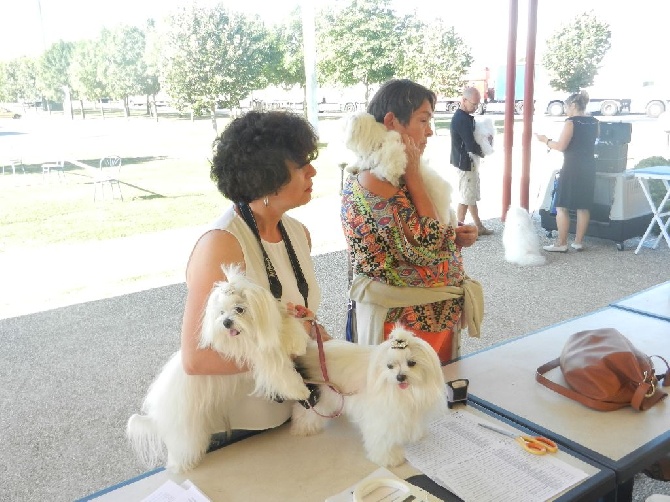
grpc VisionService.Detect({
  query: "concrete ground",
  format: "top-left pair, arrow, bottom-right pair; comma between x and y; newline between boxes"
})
1,113 -> 669,501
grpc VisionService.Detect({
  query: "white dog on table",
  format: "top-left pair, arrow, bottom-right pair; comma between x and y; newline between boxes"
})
126,266 -> 311,472
291,326 -> 446,467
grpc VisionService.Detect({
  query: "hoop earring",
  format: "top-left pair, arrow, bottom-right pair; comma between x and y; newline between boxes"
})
263,197 -> 269,207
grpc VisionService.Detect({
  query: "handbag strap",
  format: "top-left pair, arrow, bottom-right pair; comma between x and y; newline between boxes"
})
535,359 -> 667,411
535,359 -> 626,411
652,355 -> 670,386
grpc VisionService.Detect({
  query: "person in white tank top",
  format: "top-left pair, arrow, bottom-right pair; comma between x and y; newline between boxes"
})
180,111 -> 327,444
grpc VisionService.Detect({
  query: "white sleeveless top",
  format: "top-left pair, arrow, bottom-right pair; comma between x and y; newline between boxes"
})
193,205 -> 321,430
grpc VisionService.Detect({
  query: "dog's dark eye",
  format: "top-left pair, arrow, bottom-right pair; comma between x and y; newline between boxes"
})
387,363 -> 394,369
407,360 -> 416,367
234,306 -> 245,314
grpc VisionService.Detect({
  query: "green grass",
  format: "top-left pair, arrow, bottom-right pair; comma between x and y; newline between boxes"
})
0,119 -> 348,252
0,158 -> 224,251
0,111 -> 500,253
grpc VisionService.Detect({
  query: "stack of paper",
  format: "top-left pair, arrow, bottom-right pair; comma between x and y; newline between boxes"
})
405,411 -> 589,502
141,479 -> 211,502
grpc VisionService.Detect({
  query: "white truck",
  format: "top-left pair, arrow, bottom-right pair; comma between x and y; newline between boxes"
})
479,65 -> 631,117
628,84 -> 670,118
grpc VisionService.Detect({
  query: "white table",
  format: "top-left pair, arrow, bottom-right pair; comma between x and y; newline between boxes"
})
632,166 -> 670,254
611,280 -> 670,322
443,307 -> 670,502
79,403 -> 614,502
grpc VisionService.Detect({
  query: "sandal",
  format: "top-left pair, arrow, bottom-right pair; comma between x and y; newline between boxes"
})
543,244 -> 568,253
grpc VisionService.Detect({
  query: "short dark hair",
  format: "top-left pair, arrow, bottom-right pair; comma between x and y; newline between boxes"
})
367,79 -> 436,125
210,111 -> 318,203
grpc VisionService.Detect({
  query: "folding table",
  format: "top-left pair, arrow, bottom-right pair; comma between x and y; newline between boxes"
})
632,166 -> 670,254
442,307 -> 670,502
79,402 -> 614,501
610,280 -> 670,322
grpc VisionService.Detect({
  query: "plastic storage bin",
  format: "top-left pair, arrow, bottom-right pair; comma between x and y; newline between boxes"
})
539,170 -> 653,250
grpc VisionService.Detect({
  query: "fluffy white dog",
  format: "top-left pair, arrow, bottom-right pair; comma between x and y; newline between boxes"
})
502,206 -> 546,266
126,266 -> 311,472
290,326 -> 446,467
470,116 -> 495,169
343,112 -> 458,226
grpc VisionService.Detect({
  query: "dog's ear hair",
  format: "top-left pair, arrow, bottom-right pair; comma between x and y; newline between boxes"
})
199,284 -> 225,349
405,335 -> 445,393
221,263 -> 245,282
241,283 -> 284,350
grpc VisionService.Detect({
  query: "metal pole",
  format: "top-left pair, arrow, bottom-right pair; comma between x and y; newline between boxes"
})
301,1 -> 319,135
36,0 -> 47,51
520,0 -> 539,210
502,0 -> 518,221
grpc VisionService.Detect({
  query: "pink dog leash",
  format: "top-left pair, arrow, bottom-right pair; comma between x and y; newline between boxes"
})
300,319 -> 354,418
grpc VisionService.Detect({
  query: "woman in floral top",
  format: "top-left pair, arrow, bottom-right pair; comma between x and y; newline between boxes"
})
341,79 -> 478,363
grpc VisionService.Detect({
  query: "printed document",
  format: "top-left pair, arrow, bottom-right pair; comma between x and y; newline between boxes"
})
405,411 -> 589,502
140,479 -> 211,502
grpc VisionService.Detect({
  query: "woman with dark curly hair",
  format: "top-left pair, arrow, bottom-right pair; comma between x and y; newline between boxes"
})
180,110 -> 326,441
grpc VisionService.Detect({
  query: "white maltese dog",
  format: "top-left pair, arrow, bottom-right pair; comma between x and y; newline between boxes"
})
290,326 -> 446,467
469,116 -> 495,169
342,112 -> 458,226
127,266 -> 311,472
502,206 -> 546,266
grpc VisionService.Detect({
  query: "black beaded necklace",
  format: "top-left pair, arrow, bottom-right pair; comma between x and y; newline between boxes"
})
236,202 -> 309,308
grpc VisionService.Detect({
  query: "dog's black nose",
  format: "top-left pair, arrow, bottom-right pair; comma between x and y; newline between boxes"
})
396,374 -> 407,382
222,318 -> 233,329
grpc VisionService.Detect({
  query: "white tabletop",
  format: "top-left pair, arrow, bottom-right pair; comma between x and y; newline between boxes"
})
611,281 -> 670,322
82,404 -> 612,502
443,307 -> 670,481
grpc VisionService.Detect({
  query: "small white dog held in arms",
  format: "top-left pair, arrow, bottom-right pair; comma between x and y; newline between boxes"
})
502,206 -> 546,266
343,112 -> 458,226
470,116 -> 495,169
126,266 -> 311,472
290,326 -> 446,467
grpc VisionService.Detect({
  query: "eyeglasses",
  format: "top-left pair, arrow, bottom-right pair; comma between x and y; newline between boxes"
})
465,97 -> 481,106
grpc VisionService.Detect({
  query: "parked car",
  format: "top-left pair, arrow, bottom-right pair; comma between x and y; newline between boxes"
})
0,107 -> 21,119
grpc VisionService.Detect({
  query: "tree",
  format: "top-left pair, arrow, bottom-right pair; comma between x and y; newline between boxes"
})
398,17 -> 473,98
141,18 -> 163,118
267,9 -> 305,90
99,26 -> 149,117
37,40 -> 74,116
316,0 -> 399,103
541,11 -> 611,92
3,57 -> 38,104
68,39 -> 109,118
0,62 -> 8,102
159,4 -> 275,133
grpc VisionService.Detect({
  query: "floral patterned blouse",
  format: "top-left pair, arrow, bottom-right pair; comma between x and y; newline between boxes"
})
340,175 -> 465,334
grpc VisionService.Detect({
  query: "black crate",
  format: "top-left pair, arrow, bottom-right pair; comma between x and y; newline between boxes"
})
598,121 -> 632,144
595,142 -> 628,173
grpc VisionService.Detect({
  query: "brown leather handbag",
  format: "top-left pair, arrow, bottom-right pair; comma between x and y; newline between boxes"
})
536,328 -> 670,411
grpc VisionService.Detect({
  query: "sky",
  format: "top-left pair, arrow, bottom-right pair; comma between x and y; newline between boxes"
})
1,0 -> 668,89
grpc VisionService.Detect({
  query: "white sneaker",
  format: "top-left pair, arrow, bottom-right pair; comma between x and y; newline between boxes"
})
543,244 -> 568,253
571,243 -> 584,251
